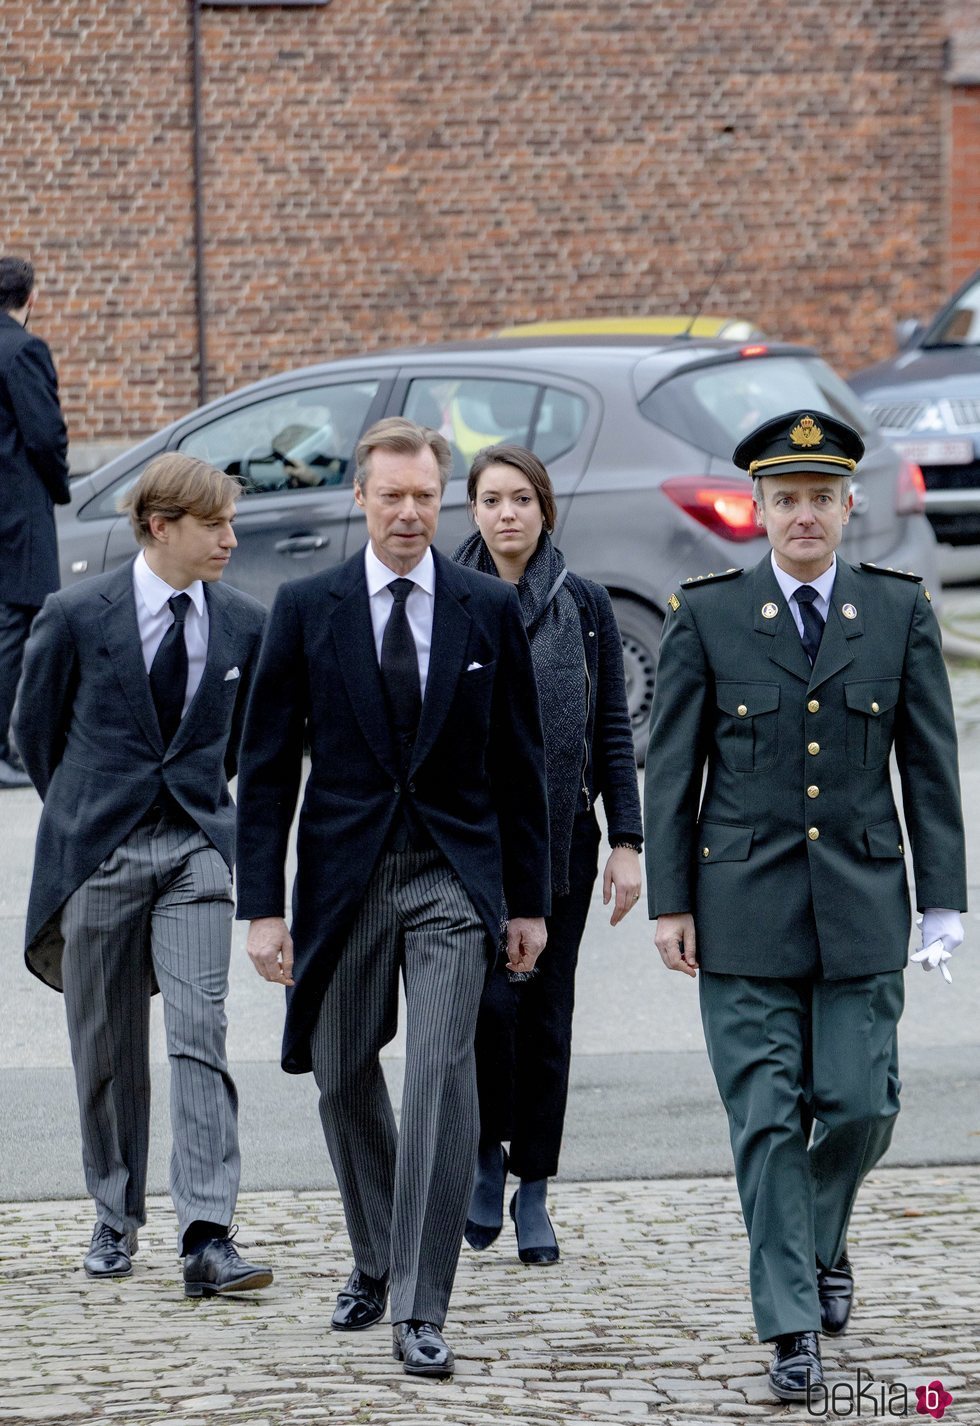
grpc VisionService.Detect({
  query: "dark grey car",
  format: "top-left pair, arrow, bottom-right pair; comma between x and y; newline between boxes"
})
59,336 -> 937,759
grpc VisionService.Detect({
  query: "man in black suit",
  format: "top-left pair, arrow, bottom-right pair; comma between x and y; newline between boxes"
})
238,417 -> 550,1378
0,256 -> 70,787
16,454 -> 273,1297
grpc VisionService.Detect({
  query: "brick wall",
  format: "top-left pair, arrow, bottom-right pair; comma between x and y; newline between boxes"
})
0,0 -> 950,448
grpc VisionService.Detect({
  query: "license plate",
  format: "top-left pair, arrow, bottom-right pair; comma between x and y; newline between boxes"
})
897,439 -> 974,465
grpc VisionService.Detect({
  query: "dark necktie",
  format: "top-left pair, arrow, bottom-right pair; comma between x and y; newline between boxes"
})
380,579 -> 422,759
150,593 -> 191,746
795,584 -> 825,666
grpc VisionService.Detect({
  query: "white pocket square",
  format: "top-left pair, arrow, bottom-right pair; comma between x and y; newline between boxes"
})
224,666 -> 240,681
467,661 -> 484,672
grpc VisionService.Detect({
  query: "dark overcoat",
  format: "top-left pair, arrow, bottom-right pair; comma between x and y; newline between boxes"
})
235,546 -> 551,1074
645,557 -> 967,979
15,559 -> 266,988
0,311 -> 70,607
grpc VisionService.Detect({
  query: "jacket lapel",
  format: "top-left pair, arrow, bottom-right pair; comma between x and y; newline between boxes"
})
99,561 -> 164,753
329,555 -> 399,777
410,551 -> 473,774
808,560 -> 862,691
749,560 -> 812,683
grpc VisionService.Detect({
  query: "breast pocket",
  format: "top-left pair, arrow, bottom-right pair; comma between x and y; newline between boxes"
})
714,681 -> 780,772
844,678 -> 900,769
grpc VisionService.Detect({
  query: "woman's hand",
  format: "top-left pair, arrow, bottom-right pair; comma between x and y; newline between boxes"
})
602,846 -> 642,926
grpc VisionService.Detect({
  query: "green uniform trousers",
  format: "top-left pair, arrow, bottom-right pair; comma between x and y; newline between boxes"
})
699,968 -> 904,1342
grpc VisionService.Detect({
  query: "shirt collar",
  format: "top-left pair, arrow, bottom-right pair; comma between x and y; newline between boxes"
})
133,550 -> 206,617
770,550 -> 837,606
364,543 -> 435,598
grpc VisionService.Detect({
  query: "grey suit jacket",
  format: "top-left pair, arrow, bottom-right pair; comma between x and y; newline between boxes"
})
15,559 -> 266,989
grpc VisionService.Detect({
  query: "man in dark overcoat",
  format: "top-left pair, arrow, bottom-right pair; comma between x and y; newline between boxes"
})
237,417 -> 550,1379
0,256 -> 70,787
645,411 -> 966,1402
16,454 -> 273,1298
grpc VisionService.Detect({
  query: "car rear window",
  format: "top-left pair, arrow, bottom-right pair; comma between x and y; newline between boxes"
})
638,356 -> 874,460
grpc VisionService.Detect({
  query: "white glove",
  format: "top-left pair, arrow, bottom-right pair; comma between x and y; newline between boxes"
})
910,908 -> 964,984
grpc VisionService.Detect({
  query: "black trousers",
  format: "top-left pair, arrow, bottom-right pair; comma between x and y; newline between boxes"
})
0,601 -> 38,761
474,811 -> 600,1181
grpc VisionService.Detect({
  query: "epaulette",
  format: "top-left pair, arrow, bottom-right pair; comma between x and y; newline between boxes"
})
859,562 -> 922,583
680,567 -> 743,588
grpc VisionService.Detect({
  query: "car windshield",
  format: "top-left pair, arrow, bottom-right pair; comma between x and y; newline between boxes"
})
922,276 -> 980,348
638,355 -> 874,460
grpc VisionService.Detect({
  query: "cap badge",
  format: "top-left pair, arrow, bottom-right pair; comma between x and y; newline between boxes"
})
789,415 -> 824,449
841,602 -> 857,620
761,601 -> 779,619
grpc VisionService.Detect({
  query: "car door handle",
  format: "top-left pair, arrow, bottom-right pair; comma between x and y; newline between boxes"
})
274,534 -> 329,554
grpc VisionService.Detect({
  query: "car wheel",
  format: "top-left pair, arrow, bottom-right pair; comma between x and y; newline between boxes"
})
610,597 -> 663,767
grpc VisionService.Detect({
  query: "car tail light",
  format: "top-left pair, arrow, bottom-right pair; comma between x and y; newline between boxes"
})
896,458 -> 926,515
661,477 -> 759,542
739,344 -> 769,357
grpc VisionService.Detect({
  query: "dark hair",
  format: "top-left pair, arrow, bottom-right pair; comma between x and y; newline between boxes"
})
355,416 -> 453,490
467,443 -> 557,533
120,453 -> 241,546
0,257 -> 35,313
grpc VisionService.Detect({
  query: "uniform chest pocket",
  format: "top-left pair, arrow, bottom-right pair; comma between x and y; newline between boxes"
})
844,678 -> 900,769
714,681 -> 780,772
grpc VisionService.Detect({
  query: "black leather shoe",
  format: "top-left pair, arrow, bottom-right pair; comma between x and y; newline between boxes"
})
182,1230 -> 273,1298
509,1189 -> 560,1265
769,1331 -> 823,1402
331,1267 -> 389,1330
817,1251 -> 854,1336
392,1320 -> 454,1378
83,1221 -> 139,1278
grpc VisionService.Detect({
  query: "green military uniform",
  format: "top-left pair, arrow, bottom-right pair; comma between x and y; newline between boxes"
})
645,422 -> 966,1344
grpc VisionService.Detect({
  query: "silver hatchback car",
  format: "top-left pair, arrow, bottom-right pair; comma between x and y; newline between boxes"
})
59,336 -> 937,760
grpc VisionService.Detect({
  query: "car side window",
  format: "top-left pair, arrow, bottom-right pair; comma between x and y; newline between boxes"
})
532,387 -> 587,463
403,377 -> 539,479
178,382 -> 380,494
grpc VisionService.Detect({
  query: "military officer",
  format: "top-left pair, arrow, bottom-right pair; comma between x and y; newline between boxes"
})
644,410 -> 966,1402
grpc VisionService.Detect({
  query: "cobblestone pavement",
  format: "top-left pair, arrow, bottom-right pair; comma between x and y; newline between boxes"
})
1,1165 -> 978,1426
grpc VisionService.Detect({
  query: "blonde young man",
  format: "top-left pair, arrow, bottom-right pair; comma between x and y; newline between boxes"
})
16,454 -> 273,1297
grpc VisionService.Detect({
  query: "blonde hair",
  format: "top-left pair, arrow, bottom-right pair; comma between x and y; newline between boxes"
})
121,454 -> 241,546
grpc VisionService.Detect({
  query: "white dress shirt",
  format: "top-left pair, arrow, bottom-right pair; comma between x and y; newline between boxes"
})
364,543 -> 435,700
132,551 -> 209,717
770,551 -> 837,638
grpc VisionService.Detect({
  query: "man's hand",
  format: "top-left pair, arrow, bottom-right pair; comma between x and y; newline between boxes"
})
505,916 -> 547,974
655,912 -> 698,978
910,909 -> 964,986
247,916 -> 295,986
602,847 -> 642,927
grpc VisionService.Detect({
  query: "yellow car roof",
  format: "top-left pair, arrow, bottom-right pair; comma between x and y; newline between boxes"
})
495,315 -> 761,339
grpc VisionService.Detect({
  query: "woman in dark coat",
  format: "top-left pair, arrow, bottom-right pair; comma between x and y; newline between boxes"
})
453,443 -> 643,1263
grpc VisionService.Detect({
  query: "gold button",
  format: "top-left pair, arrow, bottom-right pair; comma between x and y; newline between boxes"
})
737,704 -> 748,717
808,699 -> 819,713
807,785 -> 819,798
702,847 -> 710,858
871,701 -> 880,714
808,741 -> 820,755
808,827 -> 820,841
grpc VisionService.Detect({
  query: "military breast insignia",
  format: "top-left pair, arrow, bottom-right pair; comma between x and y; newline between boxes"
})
761,602 -> 779,619
789,415 -> 824,449
668,593 -> 681,611
841,603 -> 857,619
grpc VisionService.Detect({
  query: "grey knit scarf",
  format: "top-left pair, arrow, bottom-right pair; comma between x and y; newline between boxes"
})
453,530 -> 587,896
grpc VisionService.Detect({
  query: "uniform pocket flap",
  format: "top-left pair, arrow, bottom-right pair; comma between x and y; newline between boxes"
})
845,678 -> 901,717
697,821 -> 754,863
715,682 -> 780,718
865,818 -> 905,859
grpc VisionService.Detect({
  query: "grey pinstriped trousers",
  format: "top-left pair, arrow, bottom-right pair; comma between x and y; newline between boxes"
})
60,814 -> 240,1254
310,847 -> 489,1328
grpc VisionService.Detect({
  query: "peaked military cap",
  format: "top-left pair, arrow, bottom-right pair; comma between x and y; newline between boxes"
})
732,409 -> 865,479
